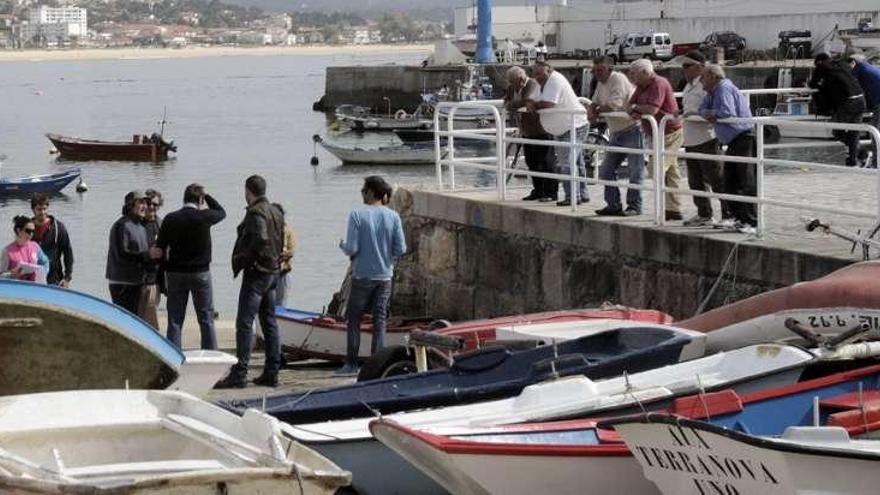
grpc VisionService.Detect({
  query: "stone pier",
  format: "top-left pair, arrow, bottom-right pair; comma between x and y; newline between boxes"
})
389,180 -> 867,321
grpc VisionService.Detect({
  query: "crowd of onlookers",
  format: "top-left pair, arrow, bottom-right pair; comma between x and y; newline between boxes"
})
505,52 -> 880,234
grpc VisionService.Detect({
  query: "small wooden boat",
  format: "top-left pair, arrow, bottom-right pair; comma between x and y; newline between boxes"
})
46,132 -> 177,161
313,134 -> 440,165
278,343 -> 817,495
222,324 -> 704,424
609,375 -> 880,495
0,168 -> 80,194
372,362 -> 880,495
0,279 -> 233,397
276,306 -> 673,363
0,389 -> 350,494
335,107 -> 432,133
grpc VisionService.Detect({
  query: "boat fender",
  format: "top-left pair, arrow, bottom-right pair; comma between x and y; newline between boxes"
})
394,109 -> 408,120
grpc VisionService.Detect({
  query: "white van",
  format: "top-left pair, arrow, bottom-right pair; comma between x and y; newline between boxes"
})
604,32 -> 673,62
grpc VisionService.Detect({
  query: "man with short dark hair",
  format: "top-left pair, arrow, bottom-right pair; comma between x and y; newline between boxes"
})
335,175 -> 406,376
139,189 -> 163,329
106,191 -> 150,314
30,193 -> 73,287
151,183 -> 225,349
810,53 -> 867,167
216,175 -> 285,389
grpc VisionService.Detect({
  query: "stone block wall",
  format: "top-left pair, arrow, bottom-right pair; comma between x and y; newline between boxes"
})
389,188 -> 852,321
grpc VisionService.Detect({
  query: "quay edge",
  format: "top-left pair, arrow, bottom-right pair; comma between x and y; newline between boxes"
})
388,187 -> 854,321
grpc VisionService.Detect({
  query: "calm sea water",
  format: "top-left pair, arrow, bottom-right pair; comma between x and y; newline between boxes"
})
0,50 -> 431,315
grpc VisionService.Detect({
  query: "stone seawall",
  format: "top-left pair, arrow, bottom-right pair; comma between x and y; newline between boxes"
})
389,188 -> 852,321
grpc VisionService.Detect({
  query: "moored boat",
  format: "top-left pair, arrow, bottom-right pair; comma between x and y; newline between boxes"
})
0,389 -> 351,494
0,168 -> 81,194
46,132 -> 176,162
372,361 -> 880,495
222,324 -> 704,424
313,134 -> 440,165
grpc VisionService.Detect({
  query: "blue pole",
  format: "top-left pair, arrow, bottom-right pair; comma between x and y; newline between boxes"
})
475,0 -> 496,64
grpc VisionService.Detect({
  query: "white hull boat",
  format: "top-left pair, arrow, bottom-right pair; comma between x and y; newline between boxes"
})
314,134 -> 441,165
283,344 -> 814,494
613,417 -> 880,495
0,390 -> 350,494
276,308 -> 410,361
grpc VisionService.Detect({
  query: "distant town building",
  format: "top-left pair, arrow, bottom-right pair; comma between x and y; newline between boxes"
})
21,5 -> 87,45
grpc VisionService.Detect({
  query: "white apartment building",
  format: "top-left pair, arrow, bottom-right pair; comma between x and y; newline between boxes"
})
28,5 -> 87,38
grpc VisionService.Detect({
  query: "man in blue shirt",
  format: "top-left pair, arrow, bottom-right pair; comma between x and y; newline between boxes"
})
849,55 -> 880,167
700,64 -> 757,234
336,175 -> 407,376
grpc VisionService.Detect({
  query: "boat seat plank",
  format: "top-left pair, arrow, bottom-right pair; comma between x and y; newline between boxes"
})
672,389 -> 744,418
819,391 -> 880,411
64,459 -> 227,478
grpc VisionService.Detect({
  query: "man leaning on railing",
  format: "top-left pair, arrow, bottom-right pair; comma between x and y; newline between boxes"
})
627,59 -> 683,221
528,60 -> 589,207
700,64 -> 757,235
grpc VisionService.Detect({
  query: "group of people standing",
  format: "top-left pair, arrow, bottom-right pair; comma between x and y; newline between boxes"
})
506,52 -> 880,235
1,195 -> 72,285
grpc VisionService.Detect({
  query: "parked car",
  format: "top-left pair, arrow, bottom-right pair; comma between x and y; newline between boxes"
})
604,32 -> 673,62
700,31 -> 747,60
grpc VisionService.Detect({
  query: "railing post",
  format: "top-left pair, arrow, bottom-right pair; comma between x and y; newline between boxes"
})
497,108 -> 507,201
653,116 -> 665,226
569,113 -> 578,212
447,107 -> 457,190
755,120 -> 765,237
434,106 -> 443,188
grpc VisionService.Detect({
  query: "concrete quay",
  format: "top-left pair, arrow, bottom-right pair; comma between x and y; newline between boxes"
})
390,169 -> 874,321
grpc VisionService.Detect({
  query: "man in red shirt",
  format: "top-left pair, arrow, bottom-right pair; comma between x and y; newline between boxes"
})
627,59 -> 683,221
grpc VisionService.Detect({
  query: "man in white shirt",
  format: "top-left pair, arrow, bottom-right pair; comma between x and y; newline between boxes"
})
528,60 -> 589,206
679,51 -> 728,227
589,56 -> 644,216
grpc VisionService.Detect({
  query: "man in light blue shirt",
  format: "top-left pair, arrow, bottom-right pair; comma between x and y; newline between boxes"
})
700,64 -> 757,234
336,175 -> 406,376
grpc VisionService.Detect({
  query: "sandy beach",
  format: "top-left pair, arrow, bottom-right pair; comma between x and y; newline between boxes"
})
0,43 -> 433,63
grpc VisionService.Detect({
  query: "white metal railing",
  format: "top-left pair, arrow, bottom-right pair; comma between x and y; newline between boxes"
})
434,93 -> 880,238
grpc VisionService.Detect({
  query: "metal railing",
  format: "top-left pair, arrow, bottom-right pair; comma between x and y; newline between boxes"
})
434,91 -> 880,239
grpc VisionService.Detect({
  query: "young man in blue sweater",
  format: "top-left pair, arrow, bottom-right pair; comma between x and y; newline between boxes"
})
336,176 -> 407,376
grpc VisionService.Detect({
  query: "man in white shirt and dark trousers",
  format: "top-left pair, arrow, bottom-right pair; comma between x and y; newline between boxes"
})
528,60 -> 589,206
590,56 -> 644,216
679,51 -> 729,227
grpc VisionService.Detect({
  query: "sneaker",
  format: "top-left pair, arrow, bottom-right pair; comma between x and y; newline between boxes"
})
252,374 -> 279,388
538,196 -> 556,203
333,363 -> 360,377
596,206 -> 624,216
623,207 -> 641,217
214,375 -> 247,389
683,215 -> 713,227
735,222 -> 757,235
714,218 -> 736,230
522,191 -> 541,201
665,211 -> 684,221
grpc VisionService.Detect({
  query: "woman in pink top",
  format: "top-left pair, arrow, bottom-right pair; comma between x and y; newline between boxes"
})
0,215 -> 50,282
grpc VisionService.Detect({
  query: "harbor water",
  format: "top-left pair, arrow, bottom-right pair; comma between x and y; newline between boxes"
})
0,50 -> 430,314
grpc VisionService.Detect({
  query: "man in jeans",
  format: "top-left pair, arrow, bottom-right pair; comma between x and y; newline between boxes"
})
151,184 -> 225,348
589,55 -> 644,216
528,60 -> 589,206
216,175 -> 285,388
336,176 -> 406,376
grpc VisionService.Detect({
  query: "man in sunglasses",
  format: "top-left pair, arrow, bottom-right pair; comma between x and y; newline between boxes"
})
139,189 -> 164,329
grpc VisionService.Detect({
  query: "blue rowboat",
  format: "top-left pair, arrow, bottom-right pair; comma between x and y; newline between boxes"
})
372,363 -> 880,495
221,325 -> 704,424
0,279 -> 184,395
0,168 -> 81,194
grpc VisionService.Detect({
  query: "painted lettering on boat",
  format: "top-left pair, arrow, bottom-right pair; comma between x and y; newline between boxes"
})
803,313 -> 880,330
631,426 -> 780,493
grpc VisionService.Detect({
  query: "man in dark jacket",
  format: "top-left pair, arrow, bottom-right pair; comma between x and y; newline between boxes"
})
215,175 -> 285,389
151,183 -> 226,349
106,191 -> 150,314
30,194 -> 73,286
810,54 -> 867,166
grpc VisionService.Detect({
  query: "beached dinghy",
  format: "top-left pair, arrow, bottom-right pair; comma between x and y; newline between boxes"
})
372,362 -> 880,495
682,261 -> 880,352
0,280 -> 233,397
223,324 -> 704,423
0,389 -> 350,494
609,380 -> 880,495
276,306 -> 672,362
279,343 -> 817,495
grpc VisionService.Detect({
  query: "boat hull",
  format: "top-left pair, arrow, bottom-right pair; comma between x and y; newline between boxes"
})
276,308 -> 410,361
318,140 -> 438,165
47,133 -> 174,162
0,169 -> 80,194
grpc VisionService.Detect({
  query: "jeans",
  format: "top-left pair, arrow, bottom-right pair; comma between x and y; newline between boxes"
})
599,126 -> 644,211
685,138 -> 729,219
109,283 -> 142,315
522,133 -> 558,199
230,269 -> 280,380
724,132 -> 758,226
165,271 -> 217,350
869,104 -> 880,167
555,126 -> 589,202
345,278 -> 392,366
275,271 -> 289,307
